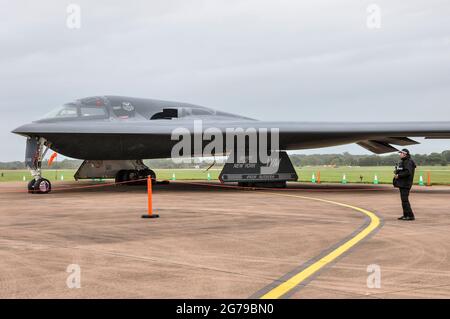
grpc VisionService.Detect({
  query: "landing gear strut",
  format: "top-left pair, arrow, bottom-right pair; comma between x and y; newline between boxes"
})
25,137 -> 52,194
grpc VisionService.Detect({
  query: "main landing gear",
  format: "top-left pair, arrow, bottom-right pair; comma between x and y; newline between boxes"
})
115,168 -> 156,185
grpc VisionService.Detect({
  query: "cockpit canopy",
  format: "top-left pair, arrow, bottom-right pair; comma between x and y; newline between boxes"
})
37,95 -> 255,122
40,98 -> 108,121
42,103 -> 79,119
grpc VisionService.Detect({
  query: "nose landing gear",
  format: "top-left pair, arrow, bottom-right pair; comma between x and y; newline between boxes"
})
25,137 -> 52,194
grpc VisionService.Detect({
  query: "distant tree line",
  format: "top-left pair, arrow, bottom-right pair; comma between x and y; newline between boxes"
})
289,150 -> 450,167
0,150 -> 449,170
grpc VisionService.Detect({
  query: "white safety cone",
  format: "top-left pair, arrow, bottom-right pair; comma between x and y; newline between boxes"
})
342,174 -> 347,184
419,175 -> 424,186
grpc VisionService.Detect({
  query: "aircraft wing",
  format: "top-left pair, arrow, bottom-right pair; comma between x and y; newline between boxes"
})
13,120 -> 450,157
263,121 -> 450,153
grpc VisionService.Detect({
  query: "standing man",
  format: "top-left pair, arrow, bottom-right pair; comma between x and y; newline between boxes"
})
393,149 -> 417,221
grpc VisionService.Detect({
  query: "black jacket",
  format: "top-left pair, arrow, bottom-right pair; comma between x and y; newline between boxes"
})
393,157 -> 416,189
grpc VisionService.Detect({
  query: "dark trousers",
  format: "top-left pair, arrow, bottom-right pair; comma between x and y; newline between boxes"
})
400,188 -> 414,218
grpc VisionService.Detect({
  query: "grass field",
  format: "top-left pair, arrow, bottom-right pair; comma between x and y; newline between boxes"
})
1,166 -> 449,185
295,166 -> 450,185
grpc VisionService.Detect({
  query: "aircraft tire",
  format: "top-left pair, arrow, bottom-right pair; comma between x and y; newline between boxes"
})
32,178 -> 51,194
140,169 -> 156,181
27,179 -> 36,193
115,170 -> 128,184
124,170 -> 142,186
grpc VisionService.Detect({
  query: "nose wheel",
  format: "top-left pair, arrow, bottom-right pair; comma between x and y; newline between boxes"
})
28,178 -> 52,194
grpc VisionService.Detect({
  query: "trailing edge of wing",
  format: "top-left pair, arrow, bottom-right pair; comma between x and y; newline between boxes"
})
377,137 -> 420,146
357,140 -> 399,154
425,136 -> 450,139
358,137 -> 420,154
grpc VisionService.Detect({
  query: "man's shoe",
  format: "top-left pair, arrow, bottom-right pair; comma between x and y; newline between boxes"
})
398,216 -> 407,220
405,216 -> 415,221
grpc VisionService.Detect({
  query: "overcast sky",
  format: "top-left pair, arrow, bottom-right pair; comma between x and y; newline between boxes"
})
1,0 -> 449,161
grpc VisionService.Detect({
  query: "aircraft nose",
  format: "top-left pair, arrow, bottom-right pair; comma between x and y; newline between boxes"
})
11,123 -> 35,136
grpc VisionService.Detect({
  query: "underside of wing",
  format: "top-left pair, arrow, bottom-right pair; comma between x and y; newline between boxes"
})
357,137 -> 420,154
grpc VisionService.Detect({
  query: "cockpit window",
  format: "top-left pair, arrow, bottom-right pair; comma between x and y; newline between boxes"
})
111,102 -> 136,119
190,108 -> 213,116
41,101 -> 107,120
80,106 -> 107,117
42,104 -> 78,119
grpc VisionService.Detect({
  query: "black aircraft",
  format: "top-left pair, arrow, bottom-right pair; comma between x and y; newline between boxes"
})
12,96 -> 450,193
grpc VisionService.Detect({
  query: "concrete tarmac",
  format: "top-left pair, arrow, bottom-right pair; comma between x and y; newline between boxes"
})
0,181 -> 449,298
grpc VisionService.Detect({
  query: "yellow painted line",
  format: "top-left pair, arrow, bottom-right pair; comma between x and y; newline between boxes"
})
260,192 -> 381,299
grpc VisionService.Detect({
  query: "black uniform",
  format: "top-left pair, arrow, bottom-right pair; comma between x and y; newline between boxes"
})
393,156 -> 416,218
